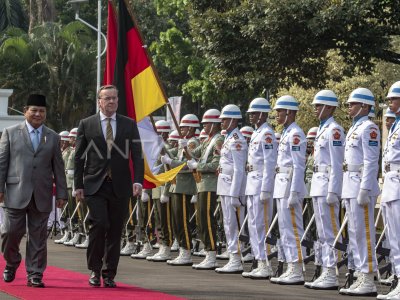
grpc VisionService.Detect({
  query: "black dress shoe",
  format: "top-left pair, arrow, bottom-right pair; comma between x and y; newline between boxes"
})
103,278 -> 117,288
27,277 -> 45,288
89,272 -> 101,287
3,268 -> 16,283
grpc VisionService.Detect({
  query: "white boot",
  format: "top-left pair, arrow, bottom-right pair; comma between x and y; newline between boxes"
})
215,253 -> 243,274
148,245 -> 171,262
167,248 -> 192,266
171,239 -> 179,252
193,248 -> 207,257
242,252 -> 254,263
339,272 -> 362,295
377,279 -> 400,300
380,274 -> 395,286
153,242 -> 161,249
308,267 -> 338,290
270,263 -> 291,284
75,235 -> 89,249
346,272 -> 377,296
193,251 -> 218,270
120,241 -> 136,256
277,262 -> 304,285
64,232 -> 80,246
249,260 -> 273,279
216,249 -> 229,260
55,231 -> 70,244
131,242 -> 152,259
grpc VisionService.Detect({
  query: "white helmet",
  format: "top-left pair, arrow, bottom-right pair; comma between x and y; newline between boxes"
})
219,104 -> 242,119
179,114 -> 200,128
368,106 -> 376,118
273,95 -> 299,111
199,129 -> 208,139
240,126 -> 254,138
69,127 -> 78,138
347,87 -> 375,106
195,128 -> 200,137
307,127 -> 318,139
168,130 -> 180,141
275,132 -> 281,142
387,81 -> 400,99
384,108 -> 396,118
155,120 -> 171,133
59,130 -> 70,141
247,97 -> 271,113
201,109 -> 221,123
221,129 -> 227,136
312,90 -> 338,107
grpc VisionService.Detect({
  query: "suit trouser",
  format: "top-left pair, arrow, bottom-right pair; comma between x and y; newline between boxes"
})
197,192 -> 217,251
220,196 -> 244,254
382,200 -> 400,276
312,196 -> 340,268
155,198 -> 173,247
276,197 -> 305,263
246,195 -> 273,261
171,193 -> 192,250
85,181 -> 128,279
1,197 -> 49,279
343,197 -> 377,273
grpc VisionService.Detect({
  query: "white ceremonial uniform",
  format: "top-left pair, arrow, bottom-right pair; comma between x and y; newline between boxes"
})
310,117 -> 344,268
245,122 -> 277,261
273,122 -> 306,263
381,117 -> 400,276
217,128 -> 247,254
341,116 -> 380,274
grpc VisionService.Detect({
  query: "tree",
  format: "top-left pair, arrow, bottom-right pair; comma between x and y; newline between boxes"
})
0,0 -> 28,31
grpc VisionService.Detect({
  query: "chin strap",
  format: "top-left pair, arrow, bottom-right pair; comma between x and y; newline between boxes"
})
353,104 -> 364,119
283,109 -> 289,126
318,105 -> 326,120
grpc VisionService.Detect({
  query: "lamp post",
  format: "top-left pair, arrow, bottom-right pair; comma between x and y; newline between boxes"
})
67,0 -> 107,112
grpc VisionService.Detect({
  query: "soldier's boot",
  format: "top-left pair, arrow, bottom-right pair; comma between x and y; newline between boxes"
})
270,263 -> 291,284
215,253 -> 243,274
75,235 -> 89,249
276,262 -> 304,285
120,241 -> 136,256
64,232 -> 80,246
380,274 -> 395,287
193,248 -> 207,257
241,252 -> 254,263
55,231 -> 70,244
171,239 -> 179,252
148,245 -> 171,262
153,242 -> 161,249
304,265 -> 322,288
216,249 -> 229,260
308,267 -> 338,290
339,270 -> 361,295
193,251 -> 218,270
247,260 -> 273,279
377,277 -> 400,300
167,248 -> 192,266
131,242 -> 152,259
346,272 -> 377,296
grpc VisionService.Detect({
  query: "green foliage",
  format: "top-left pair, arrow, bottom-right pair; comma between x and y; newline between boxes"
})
0,0 -> 28,31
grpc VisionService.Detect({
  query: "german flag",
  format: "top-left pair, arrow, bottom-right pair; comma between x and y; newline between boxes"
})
113,0 -> 166,121
103,0 -> 117,85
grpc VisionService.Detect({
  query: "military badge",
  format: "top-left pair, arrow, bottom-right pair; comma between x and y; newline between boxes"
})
370,130 -> 378,140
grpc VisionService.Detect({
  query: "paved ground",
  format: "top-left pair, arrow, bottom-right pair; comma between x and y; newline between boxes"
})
0,235 -> 392,299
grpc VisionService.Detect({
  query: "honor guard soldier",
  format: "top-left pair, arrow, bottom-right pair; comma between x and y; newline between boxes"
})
377,82 -> 400,300
339,88 -> 380,296
161,114 -> 200,266
304,90 -> 345,290
241,98 -> 277,279
240,126 -> 254,145
270,95 -> 307,285
215,104 -> 248,274
368,106 -> 376,119
188,109 -> 224,270
199,129 -> 209,143
385,108 -> 397,132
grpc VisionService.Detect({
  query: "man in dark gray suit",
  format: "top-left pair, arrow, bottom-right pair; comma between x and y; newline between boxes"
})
74,85 -> 144,288
0,94 -> 67,287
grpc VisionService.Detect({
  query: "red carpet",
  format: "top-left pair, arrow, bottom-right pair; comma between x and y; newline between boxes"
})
0,257 -> 184,299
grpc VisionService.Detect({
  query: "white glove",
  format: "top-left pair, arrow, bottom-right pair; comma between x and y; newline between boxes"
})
190,195 -> 198,204
141,191 -> 149,203
287,191 -> 299,208
178,139 -> 188,148
160,194 -> 169,203
161,155 -> 172,165
72,190 -> 76,197
231,197 -> 242,208
357,189 -> 370,206
260,191 -> 272,203
187,159 -> 198,170
341,199 -> 346,209
326,192 -> 339,206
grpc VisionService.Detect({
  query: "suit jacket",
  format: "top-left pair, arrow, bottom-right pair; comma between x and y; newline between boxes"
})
0,122 -> 68,213
74,113 -> 144,198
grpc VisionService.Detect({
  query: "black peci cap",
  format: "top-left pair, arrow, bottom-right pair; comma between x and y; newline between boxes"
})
27,94 -> 46,107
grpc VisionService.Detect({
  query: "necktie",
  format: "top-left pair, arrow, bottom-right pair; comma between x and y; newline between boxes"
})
32,129 -> 40,151
106,118 -> 113,178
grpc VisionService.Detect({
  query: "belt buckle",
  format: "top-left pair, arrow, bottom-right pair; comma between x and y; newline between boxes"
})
275,167 -> 280,173
313,166 -> 318,172
343,163 -> 348,172
384,163 -> 390,173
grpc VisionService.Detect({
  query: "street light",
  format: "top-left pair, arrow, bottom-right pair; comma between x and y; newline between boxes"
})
67,0 -> 107,112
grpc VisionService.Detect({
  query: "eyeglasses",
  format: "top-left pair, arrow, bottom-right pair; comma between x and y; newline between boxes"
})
99,96 -> 117,102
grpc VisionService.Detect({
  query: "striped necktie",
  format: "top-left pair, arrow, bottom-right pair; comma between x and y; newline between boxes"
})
106,118 -> 113,178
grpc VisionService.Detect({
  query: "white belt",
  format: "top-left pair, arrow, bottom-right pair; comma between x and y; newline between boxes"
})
275,166 -> 292,174
343,163 -> 363,172
67,170 -> 74,175
313,165 -> 331,173
218,167 -> 233,176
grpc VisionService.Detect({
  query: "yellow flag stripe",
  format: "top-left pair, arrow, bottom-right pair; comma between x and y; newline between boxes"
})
143,158 -> 185,187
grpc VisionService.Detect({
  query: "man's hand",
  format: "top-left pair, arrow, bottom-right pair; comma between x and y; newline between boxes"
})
178,139 -> 188,148
141,190 -> 149,202
187,159 -> 198,170
0,192 -> 4,203
260,191 -> 272,203
231,197 -> 242,208
133,183 -> 142,197
287,191 -> 299,208
357,189 -> 370,206
160,194 -> 169,203
56,199 -> 66,208
160,155 -> 172,165
326,192 -> 339,206
75,189 -> 85,201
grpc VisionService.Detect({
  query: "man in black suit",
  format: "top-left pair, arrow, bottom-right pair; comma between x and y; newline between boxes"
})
74,85 -> 144,288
